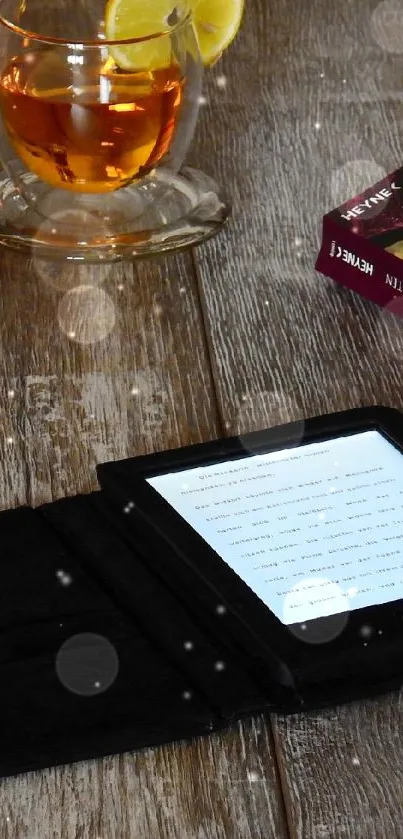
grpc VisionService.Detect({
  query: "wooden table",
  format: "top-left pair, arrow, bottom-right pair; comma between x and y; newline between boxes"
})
2,0 -> 403,835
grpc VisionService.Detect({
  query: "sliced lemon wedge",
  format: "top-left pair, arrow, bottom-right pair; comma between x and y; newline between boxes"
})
104,0 -> 244,70
105,0 -> 174,71
386,241 -> 403,260
192,0 -> 244,66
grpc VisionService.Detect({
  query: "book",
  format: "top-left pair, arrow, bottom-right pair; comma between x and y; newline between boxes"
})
315,165 -> 403,317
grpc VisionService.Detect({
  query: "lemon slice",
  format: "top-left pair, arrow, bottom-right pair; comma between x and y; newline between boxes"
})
192,0 -> 244,66
104,0 -> 244,70
386,241 -> 403,260
105,0 -> 174,71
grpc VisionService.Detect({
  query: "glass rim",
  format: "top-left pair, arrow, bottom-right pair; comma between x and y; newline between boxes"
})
0,2 -> 192,47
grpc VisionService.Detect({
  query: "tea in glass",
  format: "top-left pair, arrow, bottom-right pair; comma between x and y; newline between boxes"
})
0,49 -> 184,193
0,0 -> 230,260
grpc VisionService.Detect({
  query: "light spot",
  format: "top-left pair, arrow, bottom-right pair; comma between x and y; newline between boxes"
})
123,501 -> 135,513
216,74 -> 227,89
318,512 -> 326,520
182,690 -> 192,700
320,72 -> 325,78
284,578 -> 349,642
57,570 -> 73,587
216,604 -> 227,615
118,284 -> 124,291
58,286 -> 116,345
214,660 -> 226,671
184,641 -> 194,651
197,94 -> 208,105
247,770 -> 260,782
314,121 -> 321,130
131,387 -> 139,395
359,624 -> 373,639
56,633 -> 119,696
67,54 -> 84,65
295,236 -> 302,247
7,389 -> 14,398
352,756 -> 360,765
6,436 -> 14,445
179,286 -> 186,294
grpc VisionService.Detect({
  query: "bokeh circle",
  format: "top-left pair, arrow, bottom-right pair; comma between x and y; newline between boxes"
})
32,258 -> 112,292
283,578 -> 350,644
56,632 -> 119,696
371,0 -> 403,53
57,285 -> 116,344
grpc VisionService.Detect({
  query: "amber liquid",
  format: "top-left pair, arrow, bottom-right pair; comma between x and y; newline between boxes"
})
0,49 -> 183,193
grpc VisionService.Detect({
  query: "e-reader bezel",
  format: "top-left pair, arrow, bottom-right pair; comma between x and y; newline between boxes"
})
100,406 -> 403,689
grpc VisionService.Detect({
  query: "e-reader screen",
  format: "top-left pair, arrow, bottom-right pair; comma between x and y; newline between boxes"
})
146,430 -> 403,626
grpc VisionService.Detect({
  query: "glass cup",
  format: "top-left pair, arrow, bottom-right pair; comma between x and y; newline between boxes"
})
0,0 -> 229,261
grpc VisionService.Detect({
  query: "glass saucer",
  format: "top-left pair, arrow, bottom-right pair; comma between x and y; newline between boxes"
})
0,166 -> 230,262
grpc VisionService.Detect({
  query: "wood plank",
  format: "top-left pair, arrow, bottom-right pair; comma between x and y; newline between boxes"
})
273,699 -> 403,839
0,248 -> 220,502
191,0 -> 403,836
1,718 -> 287,839
0,247 -> 287,837
191,0 -> 403,423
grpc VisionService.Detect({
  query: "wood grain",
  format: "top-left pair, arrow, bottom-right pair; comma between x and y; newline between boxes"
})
0,248 -> 220,504
191,0 -> 403,836
0,717 -> 287,839
2,0 -> 403,835
191,0 -> 403,424
0,246 -> 288,837
273,697 -> 403,839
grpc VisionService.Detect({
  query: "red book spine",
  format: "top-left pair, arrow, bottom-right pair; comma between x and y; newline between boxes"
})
315,215 -> 403,316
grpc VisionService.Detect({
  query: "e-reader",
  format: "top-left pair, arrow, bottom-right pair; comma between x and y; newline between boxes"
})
97,406 -> 403,711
